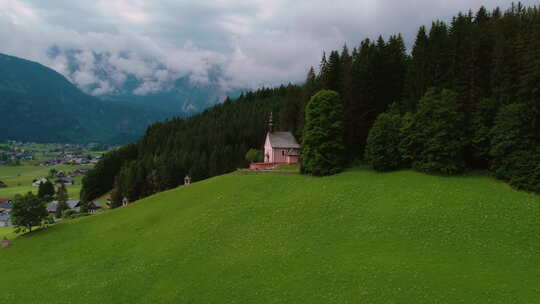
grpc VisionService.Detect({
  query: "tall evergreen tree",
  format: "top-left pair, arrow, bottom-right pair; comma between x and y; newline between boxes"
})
404,26 -> 430,108
38,180 -> 55,201
300,67 -> 319,136
325,50 -> 342,93
55,184 -> 69,218
318,52 -> 329,89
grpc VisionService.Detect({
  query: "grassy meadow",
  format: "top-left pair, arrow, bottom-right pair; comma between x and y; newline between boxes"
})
1,168 -> 539,303
0,165 -> 90,199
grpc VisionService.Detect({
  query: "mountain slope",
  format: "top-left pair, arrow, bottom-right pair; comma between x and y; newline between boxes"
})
2,169 -> 540,303
0,53 -> 170,143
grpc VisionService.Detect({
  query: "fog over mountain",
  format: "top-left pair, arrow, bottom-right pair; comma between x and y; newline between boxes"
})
1,0 -> 537,105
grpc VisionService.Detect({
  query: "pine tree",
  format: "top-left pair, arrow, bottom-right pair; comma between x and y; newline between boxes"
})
341,45 -> 353,110
300,67 -> 319,136
325,50 -> 342,93
449,14 -> 474,108
318,52 -> 329,89
518,20 -> 540,138
472,6 -> 494,99
55,183 -> 69,218
404,26 -> 430,107
385,35 -> 408,109
38,180 -> 55,201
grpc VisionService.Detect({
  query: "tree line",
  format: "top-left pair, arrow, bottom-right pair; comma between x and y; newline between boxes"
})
81,3 -> 540,206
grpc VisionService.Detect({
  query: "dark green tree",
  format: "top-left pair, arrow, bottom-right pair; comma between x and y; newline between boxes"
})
401,88 -> 466,174
404,26 -> 430,108
325,50 -> 342,92
365,106 -> 403,171
469,98 -> 499,168
347,39 -> 377,156
279,84 -> 304,135
318,52 -> 329,89
301,90 -> 345,176
55,183 -> 69,218
38,180 -> 55,200
490,103 -> 536,181
11,192 -> 48,233
299,67 -> 319,136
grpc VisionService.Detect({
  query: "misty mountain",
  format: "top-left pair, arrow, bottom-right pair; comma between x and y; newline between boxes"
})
0,52 -> 172,144
47,48 -> 242,116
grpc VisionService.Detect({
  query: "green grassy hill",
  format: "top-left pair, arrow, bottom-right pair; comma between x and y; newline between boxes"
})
1,169 -> 539,303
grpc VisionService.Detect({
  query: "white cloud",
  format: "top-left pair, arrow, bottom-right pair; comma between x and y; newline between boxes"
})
0,0 -> 538,96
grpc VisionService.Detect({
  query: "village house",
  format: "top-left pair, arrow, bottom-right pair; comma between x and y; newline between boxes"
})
47,200 -> 81,215
0,212 -> 11,227
55,170 -> 66,178
0,199 -> 12,227
54,176 -> 75,186
0,199 -> 12,211
32,177 -> 48,187
73,168 -> 89,175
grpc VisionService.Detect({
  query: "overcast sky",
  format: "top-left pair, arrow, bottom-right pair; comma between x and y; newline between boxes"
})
0,0 -> 538,95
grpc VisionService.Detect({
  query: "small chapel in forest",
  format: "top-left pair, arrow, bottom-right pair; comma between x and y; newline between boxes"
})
249,114 -> 300,170
263,114 -> 300,164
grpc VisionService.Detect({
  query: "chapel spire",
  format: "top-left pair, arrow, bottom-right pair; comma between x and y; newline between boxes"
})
268,112 -> 274,133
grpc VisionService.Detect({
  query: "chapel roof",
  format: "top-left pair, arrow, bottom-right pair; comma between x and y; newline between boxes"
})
267,132 -> 300,149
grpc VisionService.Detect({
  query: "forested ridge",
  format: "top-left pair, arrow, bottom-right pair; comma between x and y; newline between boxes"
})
81,3 -> 540,206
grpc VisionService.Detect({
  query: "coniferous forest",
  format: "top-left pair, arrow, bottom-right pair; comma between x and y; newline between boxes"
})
81,4 -> 540,206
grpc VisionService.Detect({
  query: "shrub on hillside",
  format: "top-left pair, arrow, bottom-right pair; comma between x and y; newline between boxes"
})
399,88 -> 466,174
301,90 -> 345,176
365,108 -> 403,171
245,149 -> 263,164
45,216 -> 55,225
62,209 -> 77,219
503,148 -> 540,193
64,212 -> 90,220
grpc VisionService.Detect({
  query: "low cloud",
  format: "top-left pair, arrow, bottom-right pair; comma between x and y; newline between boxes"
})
0,0 -> 537,96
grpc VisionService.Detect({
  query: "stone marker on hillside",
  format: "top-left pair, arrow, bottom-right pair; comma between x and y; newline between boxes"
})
2,236 -> 9,248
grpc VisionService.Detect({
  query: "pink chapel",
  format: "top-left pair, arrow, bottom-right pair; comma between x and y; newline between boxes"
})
250,114 -> 300,170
